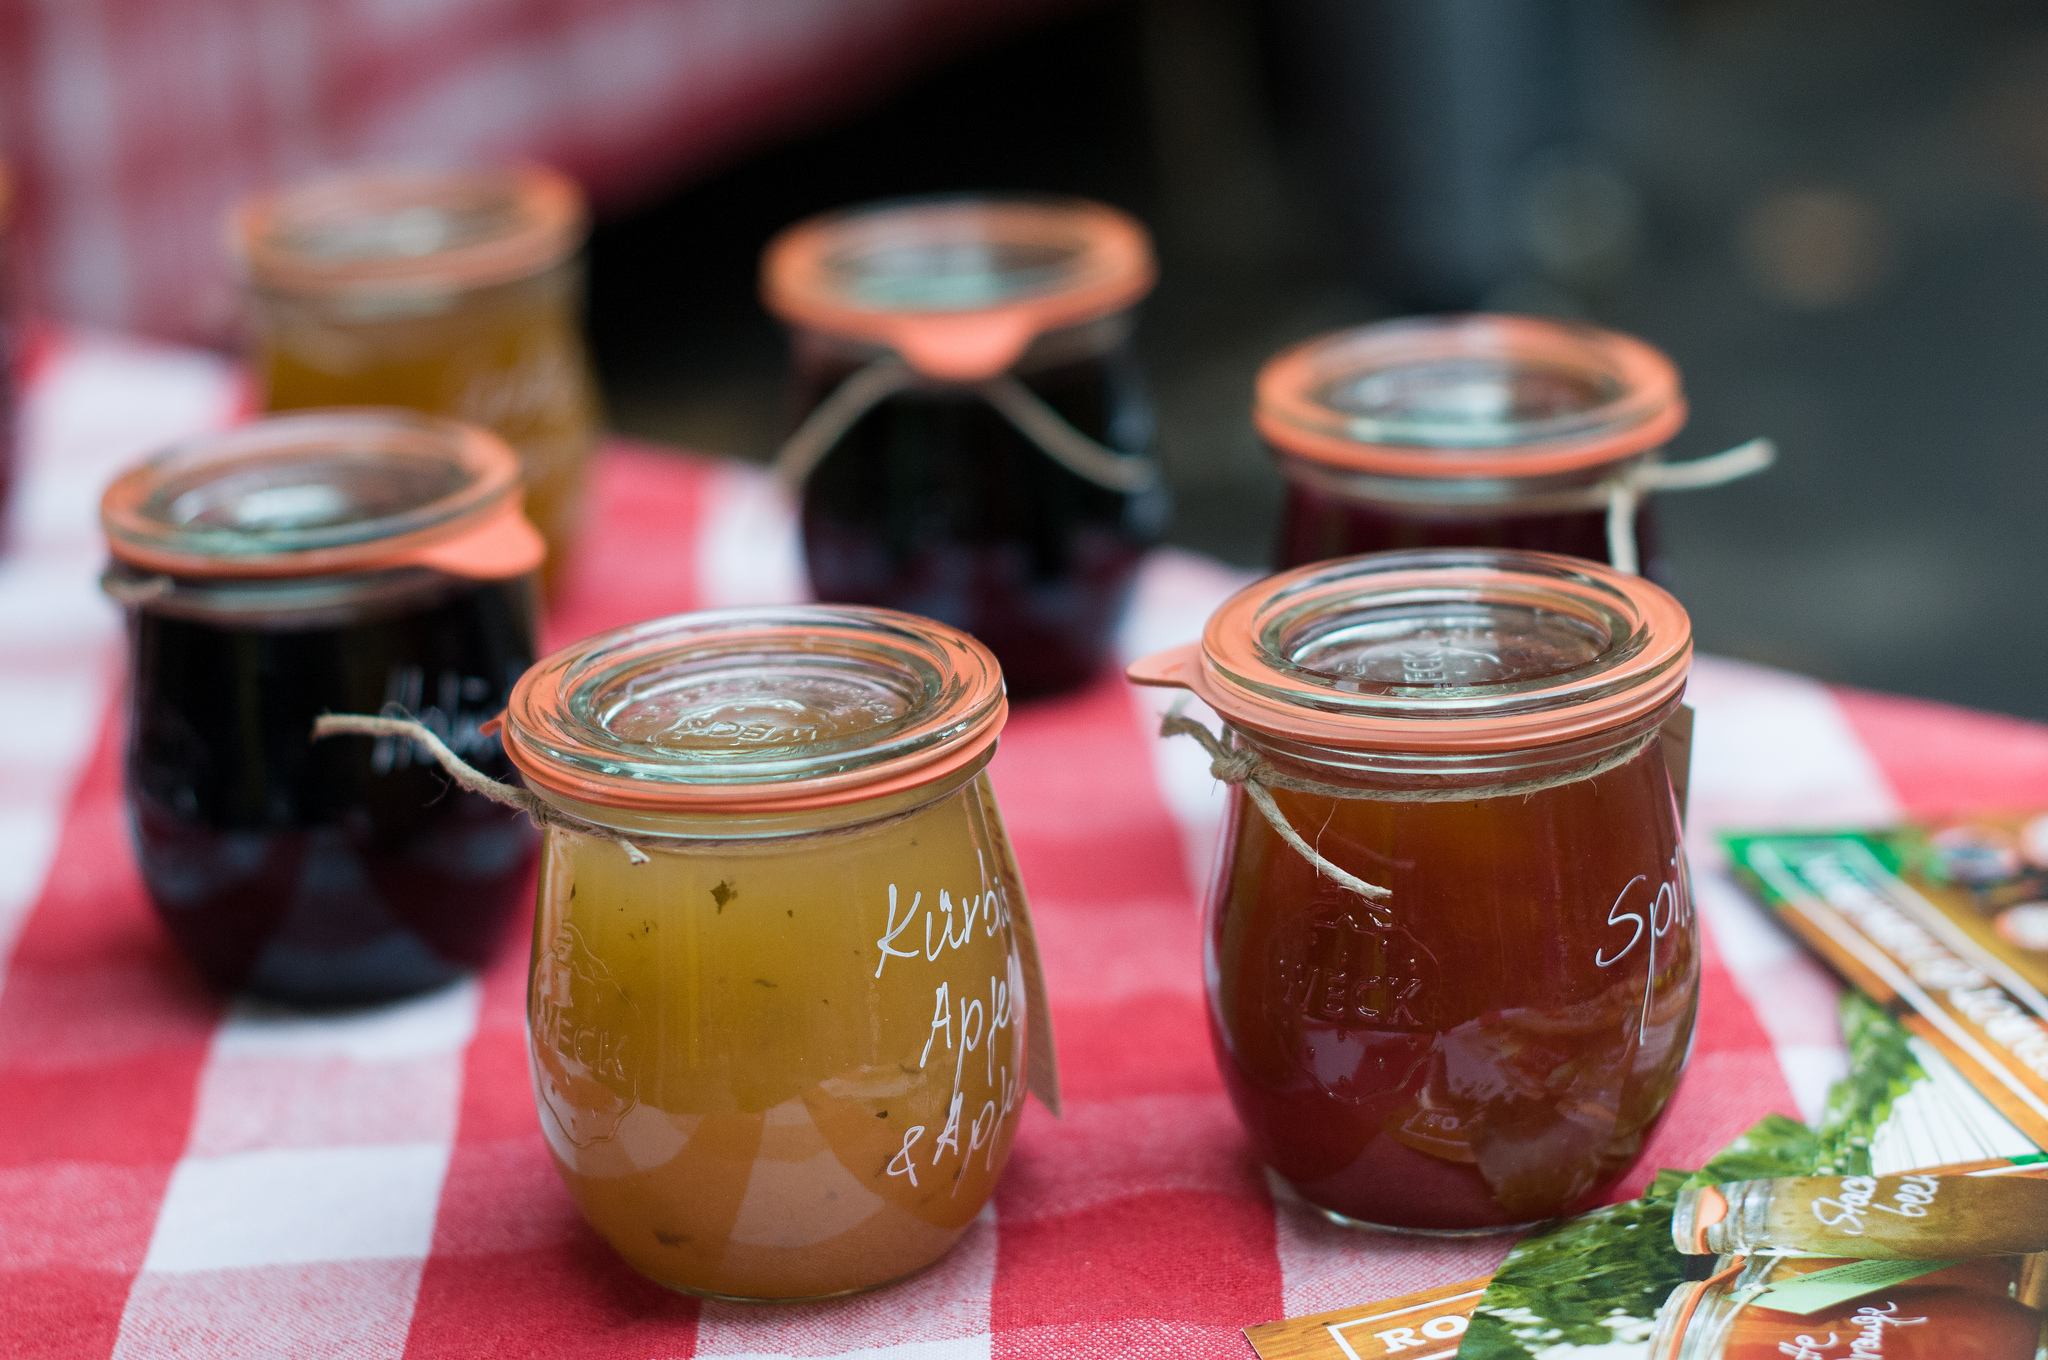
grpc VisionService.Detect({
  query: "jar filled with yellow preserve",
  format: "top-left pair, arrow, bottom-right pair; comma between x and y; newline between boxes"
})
231,164 -> 602,588
495,605 -> 1051,1300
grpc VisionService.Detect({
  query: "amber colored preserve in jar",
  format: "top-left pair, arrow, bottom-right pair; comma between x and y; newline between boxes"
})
1130,549 -> 1697,1231
498,606 -> 1039,1299
1259,316 -> 1691,577
101,411 -> 544,1003
232,165 -> 602,585
762,195 -> 1165,699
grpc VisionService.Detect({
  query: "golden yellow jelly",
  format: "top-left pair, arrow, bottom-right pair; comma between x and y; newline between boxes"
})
530,767 -> 1027,1299
233,166 -> 600,588
501,604 -> 1035,1301
254,267 -> 598,585
528,766 -> 1040,1294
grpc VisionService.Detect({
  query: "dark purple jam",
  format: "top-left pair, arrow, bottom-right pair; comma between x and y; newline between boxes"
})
795,343 -> 1163,700
123,575 -> 537,1004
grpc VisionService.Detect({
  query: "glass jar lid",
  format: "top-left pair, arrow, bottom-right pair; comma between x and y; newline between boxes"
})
1256,315 -> 1686,481
501,605 -> 1008,814
101,409 -> 542,581
760,194 -> 1155,381
232,163 -> 587,299
1128,549 -> 1690,753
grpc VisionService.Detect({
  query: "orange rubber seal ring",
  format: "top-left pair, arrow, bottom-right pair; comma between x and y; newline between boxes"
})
762,197 -> 1155,382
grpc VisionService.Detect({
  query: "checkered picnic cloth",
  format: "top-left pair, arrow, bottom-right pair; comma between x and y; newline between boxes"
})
10,333 -> 2048,1359
0,0 -> 1082,340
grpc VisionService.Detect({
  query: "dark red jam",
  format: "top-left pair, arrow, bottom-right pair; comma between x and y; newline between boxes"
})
1273,474 -> 1663,579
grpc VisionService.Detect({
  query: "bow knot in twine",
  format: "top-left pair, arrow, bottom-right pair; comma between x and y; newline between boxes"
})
311,713 -> 653,864
1203,743 -> 1264,786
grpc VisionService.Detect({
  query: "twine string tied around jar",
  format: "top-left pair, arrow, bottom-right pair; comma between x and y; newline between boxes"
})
1600,437 -> 1776,574
1277,437 -> 1774,577
1160,699 -> 1661,913
312,713 -> 652,865
772,356 -> 1160,496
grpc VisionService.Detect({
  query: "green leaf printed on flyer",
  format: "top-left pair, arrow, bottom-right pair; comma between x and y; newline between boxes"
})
1733,1257 -> 1960,1316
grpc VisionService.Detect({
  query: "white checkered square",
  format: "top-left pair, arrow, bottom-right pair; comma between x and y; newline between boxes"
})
143,1143 -> 452,1273
696,1204 -> 999,1357
112,1258 -> 425,1360
211,980 -> 480,1062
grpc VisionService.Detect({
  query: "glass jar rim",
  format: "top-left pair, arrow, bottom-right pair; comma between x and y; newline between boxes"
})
231,162 -> 587,298
100,409 -> 541,582
501,605 -> 1009,814
1129,549 -> 1691,754
1256,315 -> 1686,481
760,193 -> 1155,382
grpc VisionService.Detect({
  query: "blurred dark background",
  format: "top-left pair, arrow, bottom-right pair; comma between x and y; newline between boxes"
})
589,0 -> 2048,722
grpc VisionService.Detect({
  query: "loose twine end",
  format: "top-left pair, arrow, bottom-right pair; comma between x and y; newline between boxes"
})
311,713 -> 652,865
1160,702 -> 1394,910
1158,700 -> 1662,913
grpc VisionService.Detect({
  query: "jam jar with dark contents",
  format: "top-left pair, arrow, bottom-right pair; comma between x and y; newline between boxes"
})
1258,316 -> 1689,578
232,164 -> 602,591
762,195 -> 1166,699
1130,549 -> 1698,1232
101,410 -> 544,1004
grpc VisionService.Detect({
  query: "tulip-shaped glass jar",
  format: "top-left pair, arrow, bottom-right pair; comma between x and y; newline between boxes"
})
101,410 -> 544,1002
1131,549 -> 1698,1231
498,605 -> 1038,1299
233,164 -> 602,587
762,195 -> 1166,699
1259,316 -> 1689,577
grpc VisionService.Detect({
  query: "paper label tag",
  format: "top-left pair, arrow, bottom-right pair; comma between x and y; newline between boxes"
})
984,792 -> 1061,1117
1738,1258 -> 1960,1316
1243,1277 -> 1489,1360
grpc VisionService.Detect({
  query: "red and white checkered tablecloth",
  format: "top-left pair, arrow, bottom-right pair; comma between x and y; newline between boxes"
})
0,0 -> 1085,340
10,334 -> 2048,1358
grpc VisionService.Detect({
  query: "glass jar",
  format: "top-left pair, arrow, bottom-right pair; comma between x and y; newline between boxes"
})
100,410 -> 544,1003
1258,316 -> 1690,578
1129,549 -> 1697,1231
232,164 -> 602,589
761,195 -> 1166,700
1672,1172 -> 2048,1260
1651,1252 -> 2048,1359
497,605 -> 1041,1300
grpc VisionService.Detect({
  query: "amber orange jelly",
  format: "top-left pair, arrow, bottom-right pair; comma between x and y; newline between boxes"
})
233,165 -> 601,587
1132,549 -> 1697,1231
499,606 -> 1042,1300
